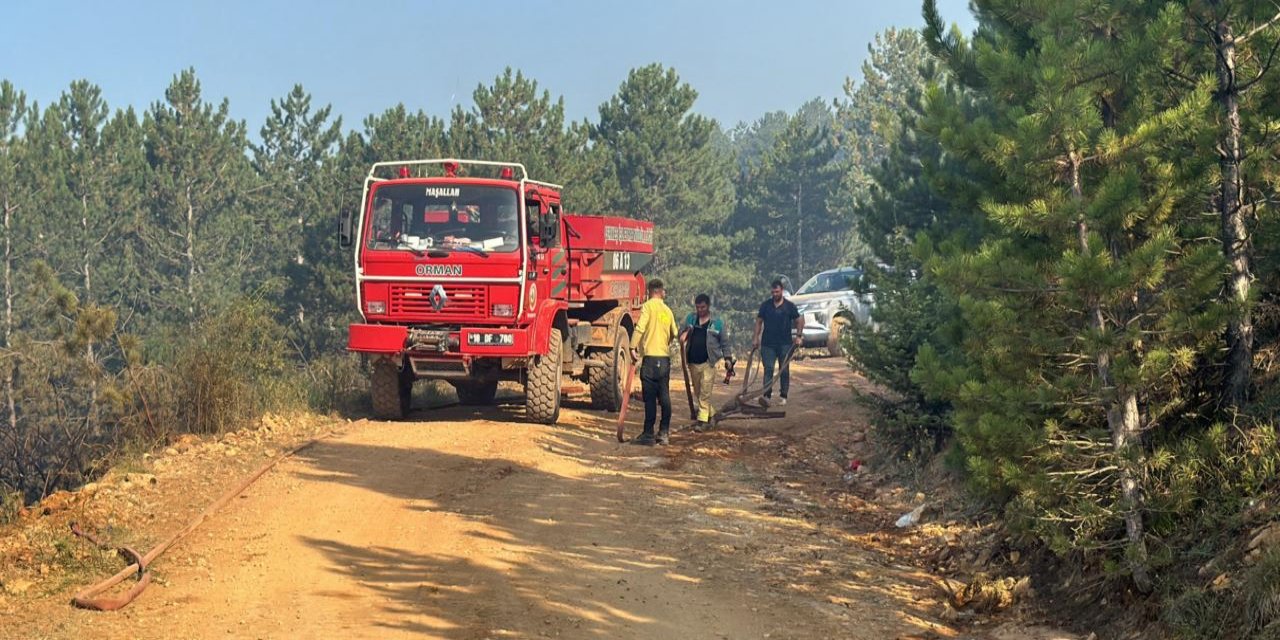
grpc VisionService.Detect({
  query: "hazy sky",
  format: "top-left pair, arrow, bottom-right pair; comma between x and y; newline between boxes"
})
1,0 -> 976,133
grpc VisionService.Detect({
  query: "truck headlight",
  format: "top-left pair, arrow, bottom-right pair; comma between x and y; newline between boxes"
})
366,300 -> 386,314
492,304 -> 515,317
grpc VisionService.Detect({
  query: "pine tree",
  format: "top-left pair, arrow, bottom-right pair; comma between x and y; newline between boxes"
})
0,81 -> 28,493
357,104 -> 447,172
735,100 -> 848,284
139,69 -> 257,329
726,111 -> 791,179
444,69 -> 613,213
919,0 -> 1227,591
593,64 -> 747,314
1168,2 -> 1280,409
838,28 -> 935,193
252,85 -> 343,354
99,106 -> 147,323
842,29 -> 974,458
447,69 -> 577,177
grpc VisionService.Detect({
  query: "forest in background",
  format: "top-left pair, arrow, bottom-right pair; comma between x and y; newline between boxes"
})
848,2 -> 1280,637
0,30 -> 915,507
8,0 -> 1280,635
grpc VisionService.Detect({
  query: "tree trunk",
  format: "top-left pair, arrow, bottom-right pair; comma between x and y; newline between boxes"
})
1070,151 -> 1153,594
80,194 -> 92,304
81,194 -> 98,435
3,199 -> 17,441
796,182 -> 804,279
296,208 -> 305,267
297,200 -> 305,325
1216,15 -> 1253,410
185,189 -> 196,325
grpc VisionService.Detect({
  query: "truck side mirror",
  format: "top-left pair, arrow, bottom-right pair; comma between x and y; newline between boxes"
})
339,212 -> 353,248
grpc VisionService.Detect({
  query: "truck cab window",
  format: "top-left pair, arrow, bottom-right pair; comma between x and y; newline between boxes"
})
366,184 -> 521,253
526,200 -> 543,244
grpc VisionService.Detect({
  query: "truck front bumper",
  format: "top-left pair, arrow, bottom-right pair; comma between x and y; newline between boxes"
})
801,313 -> 830,347
348,324 -> 532,357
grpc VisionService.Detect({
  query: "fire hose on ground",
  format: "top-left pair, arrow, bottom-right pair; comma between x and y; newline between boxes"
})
712,343 -> 800,426
69,430 -> 338,611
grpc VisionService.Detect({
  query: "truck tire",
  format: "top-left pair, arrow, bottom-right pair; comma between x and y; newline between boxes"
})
526,327 -> 563,424
827,316 -> 849,358
371,359 -> 411,420
453,380 -> 498,405
589,330 -> 630,411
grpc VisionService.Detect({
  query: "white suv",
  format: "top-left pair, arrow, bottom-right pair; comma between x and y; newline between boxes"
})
789,267 -> 873,357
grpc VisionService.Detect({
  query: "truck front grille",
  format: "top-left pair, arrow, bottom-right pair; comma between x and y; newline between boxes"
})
389,283 -> 487,319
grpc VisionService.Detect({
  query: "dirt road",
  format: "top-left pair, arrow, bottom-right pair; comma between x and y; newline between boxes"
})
5,359 -> 1069,640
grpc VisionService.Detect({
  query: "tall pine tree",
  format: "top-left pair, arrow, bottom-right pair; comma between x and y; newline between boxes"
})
735,100 -> 848,284
139,69 -> 257,330
593,64 -> 747,313
252,84 -> 343,355
920,0 -> 1226,591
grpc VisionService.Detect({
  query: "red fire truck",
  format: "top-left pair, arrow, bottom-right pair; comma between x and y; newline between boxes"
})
341,159 -> 654,423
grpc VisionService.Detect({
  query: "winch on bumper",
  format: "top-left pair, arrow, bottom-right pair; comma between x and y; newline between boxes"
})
348,323 -> 533,378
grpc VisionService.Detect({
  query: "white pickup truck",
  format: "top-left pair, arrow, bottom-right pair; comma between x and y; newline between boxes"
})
788,267 -> 873,357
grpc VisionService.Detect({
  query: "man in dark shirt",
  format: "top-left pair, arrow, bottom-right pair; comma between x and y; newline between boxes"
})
753,279 -> 803,407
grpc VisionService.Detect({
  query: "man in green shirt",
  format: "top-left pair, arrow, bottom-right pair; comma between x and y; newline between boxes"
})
680,293 -> 733,431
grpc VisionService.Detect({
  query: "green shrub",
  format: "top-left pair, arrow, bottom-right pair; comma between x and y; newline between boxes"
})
1160,549 -> 1280,640
0,489 -> 21,525
168,297 -> 296,434
845,262 -> 953,463
1161,586 -> 1234,640
298,352 -> 367,415
1245,550 -> 1280,635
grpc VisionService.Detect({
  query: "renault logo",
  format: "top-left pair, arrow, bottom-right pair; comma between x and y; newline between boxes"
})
430,284 -> 448,312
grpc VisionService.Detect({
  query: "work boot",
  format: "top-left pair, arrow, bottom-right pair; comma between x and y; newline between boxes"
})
657,430 -> 670,446
759,395 -> 771,408
693,421 -> 713,433
632,433 -> 656,446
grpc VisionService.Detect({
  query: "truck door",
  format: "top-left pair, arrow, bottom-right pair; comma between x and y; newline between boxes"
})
545,202 -> 569,300
526,195 -> 567,302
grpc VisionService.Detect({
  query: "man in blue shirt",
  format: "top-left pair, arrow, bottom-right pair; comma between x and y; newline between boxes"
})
752,279 -> 803,407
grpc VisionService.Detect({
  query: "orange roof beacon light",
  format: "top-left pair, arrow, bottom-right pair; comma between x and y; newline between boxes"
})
398,166 -> 411,179
500,166 -> 514,180
443,162 -> 459,178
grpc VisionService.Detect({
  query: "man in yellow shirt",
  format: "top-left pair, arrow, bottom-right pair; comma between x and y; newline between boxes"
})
630,278 -> 679,445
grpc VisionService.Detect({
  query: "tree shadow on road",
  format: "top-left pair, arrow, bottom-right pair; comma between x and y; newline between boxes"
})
291,436 -> 733,638
288,406 -> 955,639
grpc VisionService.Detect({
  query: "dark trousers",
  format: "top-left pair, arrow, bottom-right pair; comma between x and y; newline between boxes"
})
761,344 -> 792,399
640,356 -> 672,436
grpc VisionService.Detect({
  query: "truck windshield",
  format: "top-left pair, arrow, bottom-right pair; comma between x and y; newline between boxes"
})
365,183 -> 520,254
796,271 -> 860,295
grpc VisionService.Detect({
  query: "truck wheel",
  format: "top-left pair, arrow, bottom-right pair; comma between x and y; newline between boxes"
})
526,327 -> 564,424
589,330 -> 630,411
453,380 -> 498,405
371,358 -> 411,420
827,316 -> 849,358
